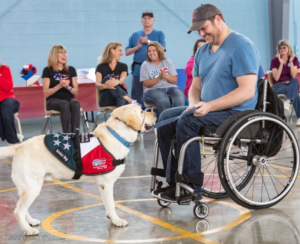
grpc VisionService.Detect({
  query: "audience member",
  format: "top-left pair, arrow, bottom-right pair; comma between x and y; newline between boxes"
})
270,39 -> 300,125
140,41 -> 185,117
0,60 -> 22,145
96,42 -> 137,107
125,11 -> 166,104
184,39 -> 206,98
42,44 -> 80,133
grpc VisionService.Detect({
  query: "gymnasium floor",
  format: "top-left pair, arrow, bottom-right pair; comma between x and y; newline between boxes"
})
0,119 -> 300,244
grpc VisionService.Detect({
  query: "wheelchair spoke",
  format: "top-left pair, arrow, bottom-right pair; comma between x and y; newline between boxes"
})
266,164 -> 291,178
264,165 -> 284,190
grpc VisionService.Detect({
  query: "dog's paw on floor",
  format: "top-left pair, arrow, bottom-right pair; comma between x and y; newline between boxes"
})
29,219 -> 40,226
112,218 -> 128,227
24,227 -> 39,236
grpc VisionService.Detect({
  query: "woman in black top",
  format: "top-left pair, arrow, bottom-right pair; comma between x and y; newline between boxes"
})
42,44 -> 80,133
96,42 -> 137,107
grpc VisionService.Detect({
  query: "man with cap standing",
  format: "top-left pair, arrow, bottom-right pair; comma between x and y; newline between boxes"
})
125,11 -> 166,104
153,4 -> 261,202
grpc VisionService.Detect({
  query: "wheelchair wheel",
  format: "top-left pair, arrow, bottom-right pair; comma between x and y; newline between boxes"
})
201,143 -> 228,199
193,203 -> 209,219
157,199 -> 171,207
218,112 -> 299,209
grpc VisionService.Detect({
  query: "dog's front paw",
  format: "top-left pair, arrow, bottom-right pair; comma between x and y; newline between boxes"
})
24,227 -> 39,236
29,219 -> 40,226
112,218 -> 128,227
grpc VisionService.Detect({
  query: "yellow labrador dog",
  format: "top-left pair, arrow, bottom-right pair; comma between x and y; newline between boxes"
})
0,104 -> 156,235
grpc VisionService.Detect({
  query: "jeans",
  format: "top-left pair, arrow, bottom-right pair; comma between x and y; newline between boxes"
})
273,78 -> 300,118
131,75 -> 143,104
0,98 -> 20,144
47,98 -> 80,133
143,87 -> 186,118
157,106 -> 239,192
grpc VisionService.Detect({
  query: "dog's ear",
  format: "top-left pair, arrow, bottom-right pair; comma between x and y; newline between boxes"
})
124,112 -> 142,131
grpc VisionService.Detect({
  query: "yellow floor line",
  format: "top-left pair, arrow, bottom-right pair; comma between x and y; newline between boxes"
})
0,158 -> 12,165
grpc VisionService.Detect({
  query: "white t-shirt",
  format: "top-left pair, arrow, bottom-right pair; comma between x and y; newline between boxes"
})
140,59 -> 178,93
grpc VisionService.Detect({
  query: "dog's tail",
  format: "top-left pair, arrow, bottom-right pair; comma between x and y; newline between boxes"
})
0,145 -> 19,158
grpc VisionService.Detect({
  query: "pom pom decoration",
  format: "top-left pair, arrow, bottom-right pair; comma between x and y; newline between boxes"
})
20,64 -> 40,86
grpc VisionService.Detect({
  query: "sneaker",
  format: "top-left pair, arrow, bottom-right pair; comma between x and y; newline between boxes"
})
297,118 -> 300,127
284,100 -> 291,111
159,186 -> 194,203
152,183 -> 176,197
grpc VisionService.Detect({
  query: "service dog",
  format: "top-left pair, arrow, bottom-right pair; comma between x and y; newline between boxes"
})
0,104 -> 156,235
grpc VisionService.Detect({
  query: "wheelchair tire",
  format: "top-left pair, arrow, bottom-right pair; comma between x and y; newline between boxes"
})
193,203 -> 209,219
157,199 -> 171,207
218,112 -> 299,209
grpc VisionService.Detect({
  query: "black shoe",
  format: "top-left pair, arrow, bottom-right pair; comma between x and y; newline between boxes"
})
159,187 -> 193,202
152,183 -> 176,196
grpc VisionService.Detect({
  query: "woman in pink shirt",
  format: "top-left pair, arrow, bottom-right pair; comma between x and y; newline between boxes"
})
184,39 -> 205,98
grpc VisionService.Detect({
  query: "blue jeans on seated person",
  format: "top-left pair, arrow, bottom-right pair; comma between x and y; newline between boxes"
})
157,106 -> 239,193
0,98 -> 20,144
100,76 -> 128,108
143,87 -> 186,118
273,77 -> 300,118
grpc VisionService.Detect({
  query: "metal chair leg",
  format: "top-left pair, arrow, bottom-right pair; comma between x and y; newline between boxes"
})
104,111 -> 108,122
41,115 -> 50,134
93,112 -> 102,131
49,115 -> 53,134
15,116 -> 22,135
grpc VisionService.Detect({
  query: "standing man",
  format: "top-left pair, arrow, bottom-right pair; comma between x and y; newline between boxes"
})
153,4 -> 261,202
125,11 -> 166,104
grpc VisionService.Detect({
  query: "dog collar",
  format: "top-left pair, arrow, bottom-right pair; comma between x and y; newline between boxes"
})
106,126 -> 133,149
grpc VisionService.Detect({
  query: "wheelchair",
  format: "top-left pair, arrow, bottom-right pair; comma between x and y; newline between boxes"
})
150,79 -> 300,219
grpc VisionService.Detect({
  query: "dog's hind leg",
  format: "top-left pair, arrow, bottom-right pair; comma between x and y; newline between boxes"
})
98,182 -> 128,227
14,184 -> 42,235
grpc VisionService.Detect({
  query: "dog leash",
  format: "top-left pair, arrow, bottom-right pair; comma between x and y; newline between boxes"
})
152,107 -> 198,130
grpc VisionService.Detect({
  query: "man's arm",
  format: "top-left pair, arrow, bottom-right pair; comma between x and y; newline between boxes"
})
193,74 -> 257,117
188,77 -> 201,106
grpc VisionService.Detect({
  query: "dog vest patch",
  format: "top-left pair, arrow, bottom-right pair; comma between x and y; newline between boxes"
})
44,133 -> 125,179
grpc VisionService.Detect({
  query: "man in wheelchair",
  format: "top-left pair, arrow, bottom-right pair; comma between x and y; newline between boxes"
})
153,4 -> 261,202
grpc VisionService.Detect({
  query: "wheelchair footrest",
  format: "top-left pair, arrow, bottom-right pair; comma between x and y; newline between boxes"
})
151,168 -> 166,177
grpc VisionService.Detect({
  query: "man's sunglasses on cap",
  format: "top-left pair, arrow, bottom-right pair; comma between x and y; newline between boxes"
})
142,11 -> 154,18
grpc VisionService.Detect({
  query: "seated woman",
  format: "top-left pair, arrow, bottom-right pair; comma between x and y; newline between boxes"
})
42,44 -> 80,133
96,42 -> 137,107
0,61 -> 23,145
270,39 -> 300,125
184,39 -> 205,98
140,41 -> 185,117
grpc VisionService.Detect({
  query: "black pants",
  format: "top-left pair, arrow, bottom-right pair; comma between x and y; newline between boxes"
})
100,77 -> 128,107
0,98 -> 20,143
47,98 -> 80,133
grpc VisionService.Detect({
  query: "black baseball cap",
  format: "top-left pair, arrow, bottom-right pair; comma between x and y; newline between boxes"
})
142,11 -> 154,18
187,4 -> 222,34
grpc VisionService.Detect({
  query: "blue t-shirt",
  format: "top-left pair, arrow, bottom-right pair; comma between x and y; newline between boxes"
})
125,29 -> 166,76
258,65 -> 265,79
193,32 -> 260,111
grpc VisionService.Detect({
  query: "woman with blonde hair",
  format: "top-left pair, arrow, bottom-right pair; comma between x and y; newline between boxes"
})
0,59 -> 23,144
140,41 -> 185,117
270,39 -> 300,125
96,42 -> 137,107
42,44 -> 80,133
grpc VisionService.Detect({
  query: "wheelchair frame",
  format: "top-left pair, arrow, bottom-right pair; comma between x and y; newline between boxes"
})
150,79 -> 300,218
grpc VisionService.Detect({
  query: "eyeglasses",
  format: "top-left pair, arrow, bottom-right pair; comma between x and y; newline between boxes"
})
279,46 -> 287,50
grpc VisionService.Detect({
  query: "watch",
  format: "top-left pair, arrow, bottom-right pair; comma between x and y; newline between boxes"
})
147,40 -> 151,44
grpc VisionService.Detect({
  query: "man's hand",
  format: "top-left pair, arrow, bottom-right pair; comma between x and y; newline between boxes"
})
193,101 -> 212,117
290,53 -> 295,63
140,35 -> 148,44
277,53 -> 284,64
